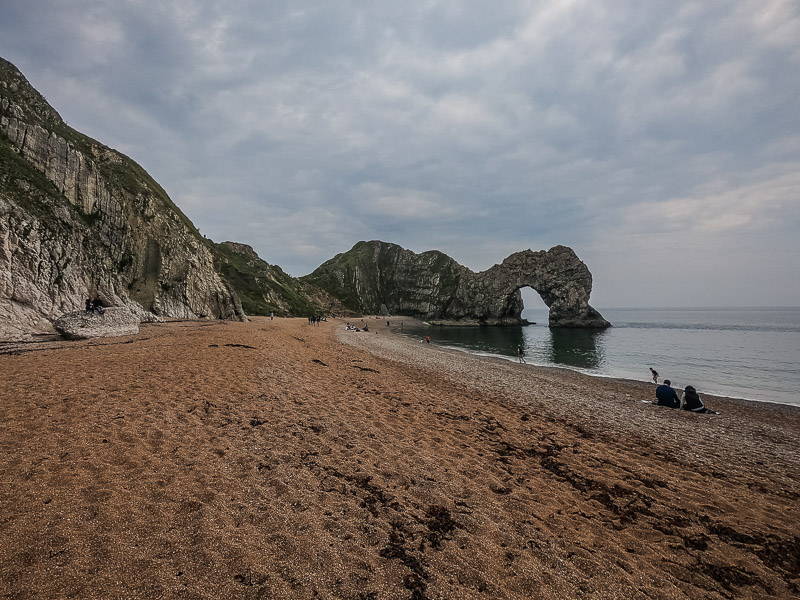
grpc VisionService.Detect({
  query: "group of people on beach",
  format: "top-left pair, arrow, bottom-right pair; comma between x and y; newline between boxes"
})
650,367 -> 719,414
344,321 -> 368,332
84,296 -> 105,315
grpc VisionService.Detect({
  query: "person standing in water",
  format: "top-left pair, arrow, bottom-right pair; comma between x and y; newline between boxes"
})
518,345 -> 526,364
650,367 -> 659,384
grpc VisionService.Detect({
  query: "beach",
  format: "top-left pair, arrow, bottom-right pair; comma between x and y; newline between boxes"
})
1,317 -> 798,599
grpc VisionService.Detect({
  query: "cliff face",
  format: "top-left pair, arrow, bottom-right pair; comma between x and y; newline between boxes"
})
0,57 -> 244,338
303,241 -> 610,328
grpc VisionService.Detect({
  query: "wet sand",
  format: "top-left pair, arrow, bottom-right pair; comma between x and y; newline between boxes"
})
1,317 -> 798,599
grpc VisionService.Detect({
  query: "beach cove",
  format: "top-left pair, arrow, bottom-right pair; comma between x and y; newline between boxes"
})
1,318 -> 798,598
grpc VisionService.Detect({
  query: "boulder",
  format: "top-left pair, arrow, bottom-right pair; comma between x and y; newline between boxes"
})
53,307 -> 140,340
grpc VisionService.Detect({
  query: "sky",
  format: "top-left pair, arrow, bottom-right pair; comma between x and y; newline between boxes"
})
2,0 -> 799,308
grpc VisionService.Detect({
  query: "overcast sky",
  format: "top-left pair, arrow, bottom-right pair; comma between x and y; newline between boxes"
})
2,0 -> 799,307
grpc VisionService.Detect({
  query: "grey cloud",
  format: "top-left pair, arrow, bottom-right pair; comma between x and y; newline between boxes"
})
1,0 -> 798,305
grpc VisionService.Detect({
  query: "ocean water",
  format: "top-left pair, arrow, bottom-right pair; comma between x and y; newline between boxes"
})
398,307 -> 800,407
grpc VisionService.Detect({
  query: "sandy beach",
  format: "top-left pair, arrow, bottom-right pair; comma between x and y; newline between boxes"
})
1,317 -> 798,599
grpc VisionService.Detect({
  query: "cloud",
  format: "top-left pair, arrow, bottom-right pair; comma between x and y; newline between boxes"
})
353,183 -> 456,219
622,168 -> 800,237
1,0 -> 798,305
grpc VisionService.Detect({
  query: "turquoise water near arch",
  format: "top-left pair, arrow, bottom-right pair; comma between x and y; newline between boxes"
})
398,307 -> 800,407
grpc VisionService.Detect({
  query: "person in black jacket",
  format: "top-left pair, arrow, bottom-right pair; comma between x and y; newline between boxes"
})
680,385 -> 720,414
655,379 -> 680,408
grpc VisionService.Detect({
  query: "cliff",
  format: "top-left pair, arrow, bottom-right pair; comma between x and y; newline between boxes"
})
303,241 -> 610,328
0,57 -> 244,339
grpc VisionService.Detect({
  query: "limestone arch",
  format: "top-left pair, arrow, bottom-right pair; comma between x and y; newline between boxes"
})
448,246 -> 610,328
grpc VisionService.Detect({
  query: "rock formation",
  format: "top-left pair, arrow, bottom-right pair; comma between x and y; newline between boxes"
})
0,57 -> 244,340
53,307 -> 140,340
303,241 -> 610,328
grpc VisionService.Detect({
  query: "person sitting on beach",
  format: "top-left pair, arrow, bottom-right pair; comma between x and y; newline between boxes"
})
680,385 -> 720,414
85,298 -> 93,313
92,296 -> 105,315
655,379 -> 680,408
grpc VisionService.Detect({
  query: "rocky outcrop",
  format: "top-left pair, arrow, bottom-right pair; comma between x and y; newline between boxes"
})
303,241 -> 610,328
0,57 -> 245,340
53,307 -> 140,340
446,246 -> 610,327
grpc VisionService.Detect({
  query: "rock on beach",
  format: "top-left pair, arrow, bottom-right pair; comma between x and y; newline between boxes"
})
53,307 -> 140,340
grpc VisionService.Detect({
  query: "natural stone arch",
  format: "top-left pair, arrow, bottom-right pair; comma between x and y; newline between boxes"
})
303,241 -> 610,328
444,246 -> 610,327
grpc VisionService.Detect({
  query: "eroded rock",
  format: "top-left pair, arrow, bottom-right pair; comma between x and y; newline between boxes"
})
53,307 -> 140,340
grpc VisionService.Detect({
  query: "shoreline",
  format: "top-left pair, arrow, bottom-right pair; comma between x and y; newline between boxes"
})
2,317 -> 799,598
376,314 -> 799,410
416,342 -> 798,410
337,317 -> 800,483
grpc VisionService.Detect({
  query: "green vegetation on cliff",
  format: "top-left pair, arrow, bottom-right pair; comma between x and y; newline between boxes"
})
211,242 -> 322,317
0,136 -> 110,236
0,136 -> 61,220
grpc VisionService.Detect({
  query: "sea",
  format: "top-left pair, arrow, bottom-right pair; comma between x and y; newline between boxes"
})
398,307 -> 800,407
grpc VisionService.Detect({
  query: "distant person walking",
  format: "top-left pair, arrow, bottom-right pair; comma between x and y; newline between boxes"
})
650,367 -> 659,384
655,379 -> 680,408
518,345 -> 526,364
681,385 -> 720,414
426,335 -> 430,344
270,312 -> 274,320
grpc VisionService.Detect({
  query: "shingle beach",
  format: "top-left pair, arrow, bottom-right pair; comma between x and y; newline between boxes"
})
1,317 -> 798,599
